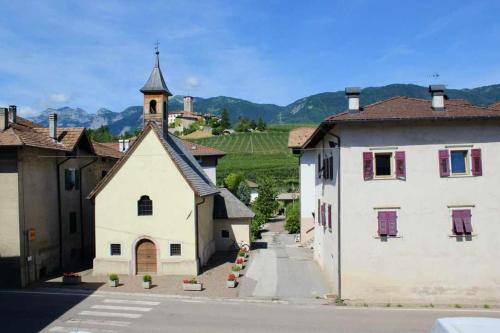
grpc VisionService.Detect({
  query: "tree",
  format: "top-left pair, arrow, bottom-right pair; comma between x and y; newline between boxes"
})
257,117 -> 267,131
220,109 -> 230,130
236,181 -> 251,205
284,201 -> 300,234
252,177 -> 278,220
250,119 -> 257,130
223,173 -> 244,193
87,126 -> 115,142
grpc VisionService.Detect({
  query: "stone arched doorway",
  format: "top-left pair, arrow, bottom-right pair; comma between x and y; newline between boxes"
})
136,239 -> 157,274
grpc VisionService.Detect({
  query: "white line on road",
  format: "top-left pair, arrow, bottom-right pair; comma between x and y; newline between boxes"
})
103,298 -> 160,306
79,311 -> 142,319
65,318 -> 130,327
49,326 -> 115,333
181,300 -> 205,303
91,304 -> 152,312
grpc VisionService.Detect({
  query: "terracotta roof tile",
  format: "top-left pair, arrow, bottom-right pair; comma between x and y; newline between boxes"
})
92,141 -> 123,159
325,97 -> 500,123
288,127 -> 316,148
489,102 -> 500,111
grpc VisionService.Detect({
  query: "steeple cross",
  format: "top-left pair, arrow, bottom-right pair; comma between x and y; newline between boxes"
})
154,40 -> 160,54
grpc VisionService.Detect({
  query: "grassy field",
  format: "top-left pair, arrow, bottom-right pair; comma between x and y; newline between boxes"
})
189,124 -> 317,190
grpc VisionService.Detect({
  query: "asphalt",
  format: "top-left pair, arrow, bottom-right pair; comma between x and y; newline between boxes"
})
1,289 -> 500,333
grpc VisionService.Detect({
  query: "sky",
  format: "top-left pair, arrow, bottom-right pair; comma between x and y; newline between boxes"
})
1,0 -> 500,117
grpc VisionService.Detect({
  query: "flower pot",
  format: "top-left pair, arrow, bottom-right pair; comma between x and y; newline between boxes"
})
231,270 -> 240,278
226,280 -> 237,288
182,283 -> 203,291
142,281 -> 151,289
62,276 -> 81,285
108,279 -> 119,287
235,263 -> 244,270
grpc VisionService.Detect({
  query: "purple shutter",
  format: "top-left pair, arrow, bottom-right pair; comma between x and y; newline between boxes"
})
462,210 -> 473,234
439,150 -> 450,177
377,211 -> 388,236
321,204 -> 326,226
328,204 -> 332,229
471,149 -> 482,176
387,211 -> 398,236
363,152 -> 374,180
395,151 -> 406,180
452,210 -> 464,234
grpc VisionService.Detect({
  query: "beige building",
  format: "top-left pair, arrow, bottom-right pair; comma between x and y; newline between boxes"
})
0,107 -> 119,287
89,51 -> 252,276
296,86 -> 500,305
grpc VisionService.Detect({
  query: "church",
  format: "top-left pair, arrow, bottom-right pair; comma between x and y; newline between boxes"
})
89,50 -> 253,276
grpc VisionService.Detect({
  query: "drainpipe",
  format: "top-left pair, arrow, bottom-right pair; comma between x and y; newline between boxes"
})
195,197 -> 206,274
329,130 -> 342,301
79,158 -> 98,263
56,156 -> 72,271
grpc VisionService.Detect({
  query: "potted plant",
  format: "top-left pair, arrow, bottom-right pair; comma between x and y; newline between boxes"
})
142,275 -> 152,289
238,250 -> 248,259
62,272 -> 81,285
231,264 -> 241,277
182,277 -> 203,291
108,273 -> 119,287
235,257 -> 245,269
227,273 -> 237,288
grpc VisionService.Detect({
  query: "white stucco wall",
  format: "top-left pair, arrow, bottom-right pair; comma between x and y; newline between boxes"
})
202,166 -> 216,184
299,150 -> 316,244
214,218 -> 251,251
93,130 -> 201,276
313,120 -> 500,304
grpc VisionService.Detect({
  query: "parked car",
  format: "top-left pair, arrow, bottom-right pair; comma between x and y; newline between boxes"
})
431,317 -> 500,333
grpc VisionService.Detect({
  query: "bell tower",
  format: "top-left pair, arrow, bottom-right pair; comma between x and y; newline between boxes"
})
140,46 -> 172,133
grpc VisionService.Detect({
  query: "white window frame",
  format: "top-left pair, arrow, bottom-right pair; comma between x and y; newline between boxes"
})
373,151 -> 395,179
449,149 -> 471,177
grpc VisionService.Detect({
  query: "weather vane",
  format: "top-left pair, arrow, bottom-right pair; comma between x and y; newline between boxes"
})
432,72 -> 440,79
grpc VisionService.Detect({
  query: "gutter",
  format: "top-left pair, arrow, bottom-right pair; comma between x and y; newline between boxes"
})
78,158 -> 98,262
329,129 -> 342,302
194,197 -> 206,274
56,156 -> 72,271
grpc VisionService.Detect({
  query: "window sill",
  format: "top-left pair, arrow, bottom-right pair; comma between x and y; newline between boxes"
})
448,234 -> 477,238
373,235 -> 402,239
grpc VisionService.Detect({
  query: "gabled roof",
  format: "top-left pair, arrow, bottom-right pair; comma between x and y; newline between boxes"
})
214,188 -> 255,219
288,127 -> 316,148
92,141 -> 124,159
140,52 -> 172,96
303,97 -> 500,148
88,122 -> 219,199
0,115 -> 88,152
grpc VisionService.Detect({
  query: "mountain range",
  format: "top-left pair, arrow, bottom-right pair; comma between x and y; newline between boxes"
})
29,84 -> 500,135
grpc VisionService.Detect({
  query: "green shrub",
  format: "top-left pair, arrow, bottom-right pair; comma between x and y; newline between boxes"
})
109,274 -> 119,281
231,265 -> 241,272
143,275 -> 152,283
284,201 -> 300,234
224,173 -> 244,194
236,181 -> 251,205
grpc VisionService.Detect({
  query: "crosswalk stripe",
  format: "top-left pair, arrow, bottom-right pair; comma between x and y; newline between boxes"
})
91,305 -> 152,312
65,318 -> 130,327
103,298 -> 160,306
49,326 -> 115,333
79,310 -> 142,319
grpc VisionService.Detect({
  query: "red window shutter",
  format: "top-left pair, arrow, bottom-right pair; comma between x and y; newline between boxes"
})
387,211 -> 398,236
328,204 -> 332,229
462,210 -> 473,234
471,149 -> 482,176
363,152 -> 374,180
439,150 -> 450,177
395,151 -> 406,180
452,210 -> 464,234
377,211 -> 388,236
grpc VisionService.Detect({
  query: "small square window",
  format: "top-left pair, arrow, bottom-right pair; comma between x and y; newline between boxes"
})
110,244 -> 121,256
221,230 -> 230,238
451,150 -> 468,174
170,243 -> 181,256
375,153 -> 392,176
69,212 -> 77,234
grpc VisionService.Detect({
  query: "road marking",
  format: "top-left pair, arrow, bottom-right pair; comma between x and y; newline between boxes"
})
49,326 -> 115,333
65,318 -> 130,327
79,311 -> 142,319
91,305 -> 152,312
103,298 -> 160,306
181,300 -> 205,303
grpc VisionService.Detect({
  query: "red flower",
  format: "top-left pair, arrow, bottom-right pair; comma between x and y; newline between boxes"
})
63,272 -> 80,278
236,258 -> 244,264
228,274 -> 236,281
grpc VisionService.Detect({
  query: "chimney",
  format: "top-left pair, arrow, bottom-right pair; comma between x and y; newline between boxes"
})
8,105 -> 17,123
345,87 -> 361,113
49,113 -> 58,140
183,96 -> 193,113
0,108 -> 8,131
118,139 -> 125,152
429,85 -> 445,111
124,139 -> 130,152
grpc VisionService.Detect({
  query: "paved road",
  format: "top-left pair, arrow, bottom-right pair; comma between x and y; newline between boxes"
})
1,289 -> 499,333
240,217 -> 328,301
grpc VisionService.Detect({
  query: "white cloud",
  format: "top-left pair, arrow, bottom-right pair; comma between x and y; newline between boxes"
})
184,76 -> 200,91
18,106 -> 39,117
48,93 -> 70,104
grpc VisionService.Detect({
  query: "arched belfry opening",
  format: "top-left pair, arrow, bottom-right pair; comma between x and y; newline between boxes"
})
149,100 -> 157,114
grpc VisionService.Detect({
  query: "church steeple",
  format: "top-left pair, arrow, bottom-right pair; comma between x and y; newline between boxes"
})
141,46 -> 171,132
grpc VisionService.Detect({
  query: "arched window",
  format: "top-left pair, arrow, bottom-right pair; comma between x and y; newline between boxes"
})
138,195 -> 153,216
149,100 -> 157,114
